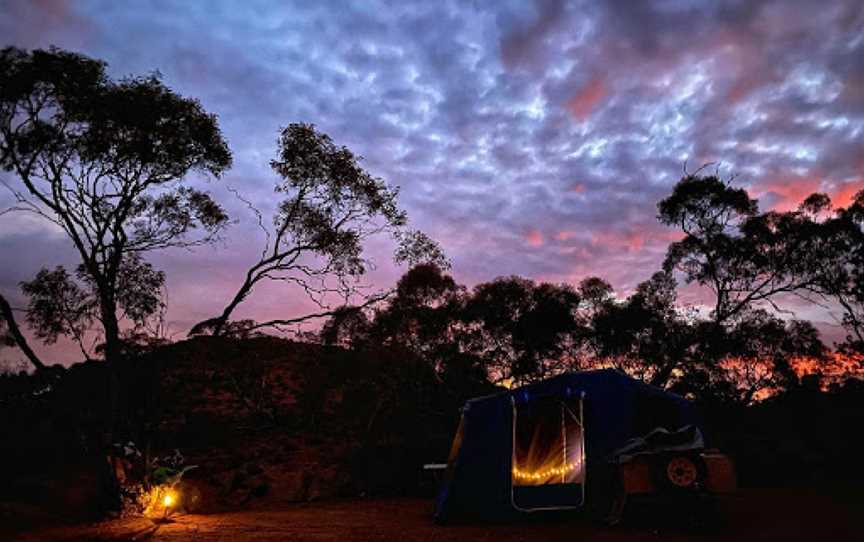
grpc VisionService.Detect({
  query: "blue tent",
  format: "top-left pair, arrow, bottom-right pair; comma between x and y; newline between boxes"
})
434,369 -> 700,523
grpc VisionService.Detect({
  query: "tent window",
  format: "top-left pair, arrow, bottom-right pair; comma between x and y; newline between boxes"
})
512,398 -> 584,487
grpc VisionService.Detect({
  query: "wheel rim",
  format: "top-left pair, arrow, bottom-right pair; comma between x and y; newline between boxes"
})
666,456 -> 698,487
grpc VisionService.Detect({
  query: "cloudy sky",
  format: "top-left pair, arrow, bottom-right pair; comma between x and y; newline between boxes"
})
1,0 -> 863,364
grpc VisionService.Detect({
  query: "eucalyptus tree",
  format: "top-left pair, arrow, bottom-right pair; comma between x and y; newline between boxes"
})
590,271 -> 696,387
461,276 -> 585,384
0,47 -> 232,364
192,123 -> 446,336
659,171 -> 825,325
796,190 -> 864,353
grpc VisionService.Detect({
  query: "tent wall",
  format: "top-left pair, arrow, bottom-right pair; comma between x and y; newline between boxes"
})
434,392 -> 513,521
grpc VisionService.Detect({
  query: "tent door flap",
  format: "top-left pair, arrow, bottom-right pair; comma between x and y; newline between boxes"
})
510,392 -> 586,512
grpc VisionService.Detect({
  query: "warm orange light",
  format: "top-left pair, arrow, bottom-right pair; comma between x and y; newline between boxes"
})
793,352 -> 864,386
512,461 -> 579,481
163,493 -> 174,507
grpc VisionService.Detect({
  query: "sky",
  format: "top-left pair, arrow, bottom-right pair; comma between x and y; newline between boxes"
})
1,0 -> 863,364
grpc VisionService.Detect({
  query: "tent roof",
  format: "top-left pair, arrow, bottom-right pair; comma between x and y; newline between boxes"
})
467,368 -> 690,409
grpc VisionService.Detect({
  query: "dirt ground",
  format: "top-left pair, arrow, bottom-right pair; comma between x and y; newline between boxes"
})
8,488 -> 861,541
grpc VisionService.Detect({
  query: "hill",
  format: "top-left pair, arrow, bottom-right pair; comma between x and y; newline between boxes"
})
0,336 -> 493,529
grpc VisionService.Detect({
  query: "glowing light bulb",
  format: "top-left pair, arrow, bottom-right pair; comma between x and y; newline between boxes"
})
163,493 -> 174,507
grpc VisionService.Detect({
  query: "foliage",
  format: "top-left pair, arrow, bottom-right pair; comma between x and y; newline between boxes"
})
325,266 -> 589,385
321,253 -> 841,403
0,46 -> 232,363
319,306 -> 372,347
462,277 -> 585,384
369,264 -> 465,356
659,172 -> 864,358
659,172 -> 807,324
106,440 -> 198,516
94,329 -> 172,359
140,449 -> 197,516
800,189 -> 864,352
20,266 -> 95,348
224,369 -> 280,423
577,276 -> 615,312
192,123 -> 446,336
148,448 -> 197,487
20,254 -> 166,359
590,271 -> 694,387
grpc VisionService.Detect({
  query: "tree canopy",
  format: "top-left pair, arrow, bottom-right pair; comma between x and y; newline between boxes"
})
191,123 -> 446,337
0,46 -> 232,365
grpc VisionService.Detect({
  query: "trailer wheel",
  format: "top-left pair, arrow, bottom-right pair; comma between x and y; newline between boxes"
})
666,456 -> 698,488
657,454 -> 706,492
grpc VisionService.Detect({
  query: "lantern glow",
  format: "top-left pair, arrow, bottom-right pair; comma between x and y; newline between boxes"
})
512,461 -> 579,481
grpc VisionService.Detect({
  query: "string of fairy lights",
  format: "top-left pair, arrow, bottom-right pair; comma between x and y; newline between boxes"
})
511,461 -> 580,481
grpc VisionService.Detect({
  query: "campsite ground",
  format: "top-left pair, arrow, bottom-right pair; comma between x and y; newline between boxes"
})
9,487 -> 860,541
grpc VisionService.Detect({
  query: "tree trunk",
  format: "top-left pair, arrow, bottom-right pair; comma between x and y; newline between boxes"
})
98,292 -> 124,476
0,293 -> 46,371
99,292 -> 122,364
192,275 -> 254,336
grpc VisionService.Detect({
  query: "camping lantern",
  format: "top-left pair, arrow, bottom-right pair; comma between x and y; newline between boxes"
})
160,489 -> 178,521
142,485 -> 180,519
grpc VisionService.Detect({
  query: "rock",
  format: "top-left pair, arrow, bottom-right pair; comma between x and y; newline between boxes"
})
215,462 -> 274,506
272,469 -> 310,502
306,467 -> 350,501
177,481 -> 205,513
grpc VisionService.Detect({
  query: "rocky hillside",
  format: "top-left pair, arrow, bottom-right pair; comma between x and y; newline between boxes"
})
0,336 -> 492,527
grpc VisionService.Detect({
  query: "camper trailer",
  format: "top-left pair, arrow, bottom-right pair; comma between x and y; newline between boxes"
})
434,369 -> 735,524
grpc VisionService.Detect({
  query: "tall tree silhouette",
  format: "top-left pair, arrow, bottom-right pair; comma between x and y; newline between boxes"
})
360,263 -> 466,371
590,271 -> 695,387
798,190 -> 864,353
0,47 -> 232,365
659,171 -> 821,324
461,277 -> 585,384
192,123 -> 445,336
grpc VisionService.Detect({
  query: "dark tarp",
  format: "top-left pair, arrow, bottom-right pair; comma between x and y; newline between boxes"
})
434,369 -> 700,523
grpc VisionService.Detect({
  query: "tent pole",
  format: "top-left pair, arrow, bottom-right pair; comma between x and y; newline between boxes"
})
561,402 -> 567,484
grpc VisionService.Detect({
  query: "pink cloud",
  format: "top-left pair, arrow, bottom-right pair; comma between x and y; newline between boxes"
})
831,157 -> 864,207
591,230 -> 645,253
570,182 -> 587,193
726,74 -> 764,104
566,77 -> 607,121
752,174 -> 823,212
4,0 -> 93,49
831,181 -> 864,208
555,230 -> 576,241
590,225 -> 684,254
525,228 -> 545,247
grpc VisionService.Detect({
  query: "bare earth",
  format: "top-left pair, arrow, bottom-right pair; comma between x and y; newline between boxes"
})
10,489 -> 860,541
